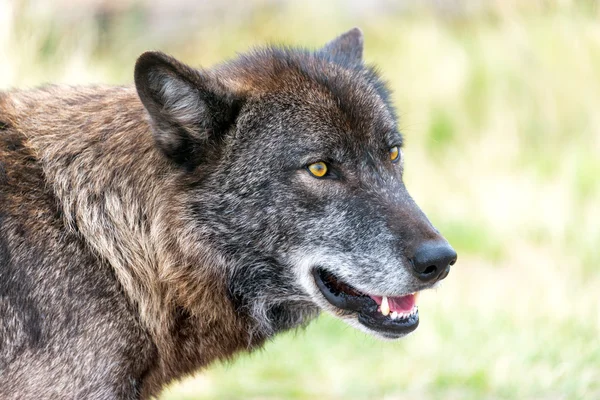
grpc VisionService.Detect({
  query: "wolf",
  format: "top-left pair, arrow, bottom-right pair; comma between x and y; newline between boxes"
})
0,28 -> 457,398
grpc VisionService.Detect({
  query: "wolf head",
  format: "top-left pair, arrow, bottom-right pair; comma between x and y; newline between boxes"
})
134,28 -> 457,340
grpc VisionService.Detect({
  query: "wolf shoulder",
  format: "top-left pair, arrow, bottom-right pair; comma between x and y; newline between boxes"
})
0,88 -> 152,396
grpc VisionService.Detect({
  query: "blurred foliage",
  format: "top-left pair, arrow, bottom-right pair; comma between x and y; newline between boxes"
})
2,0 -> 599,399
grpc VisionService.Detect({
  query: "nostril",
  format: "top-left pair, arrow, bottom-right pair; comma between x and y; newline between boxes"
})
423,265 -> 437,275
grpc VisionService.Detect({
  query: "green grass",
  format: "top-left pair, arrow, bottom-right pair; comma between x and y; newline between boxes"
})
2,1 -> 599,398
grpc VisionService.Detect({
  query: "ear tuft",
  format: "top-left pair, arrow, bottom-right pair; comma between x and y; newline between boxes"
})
322,27 -> 364,65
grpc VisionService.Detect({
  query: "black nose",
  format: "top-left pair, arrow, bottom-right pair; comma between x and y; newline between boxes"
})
411,241 -> 457,282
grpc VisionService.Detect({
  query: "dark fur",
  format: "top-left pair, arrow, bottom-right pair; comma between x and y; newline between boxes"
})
0,29 -> 451,398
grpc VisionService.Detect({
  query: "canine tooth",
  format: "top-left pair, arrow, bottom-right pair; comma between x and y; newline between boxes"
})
414,292 -> 420,303
381,296 -> 390,316
391,311 -> 398,319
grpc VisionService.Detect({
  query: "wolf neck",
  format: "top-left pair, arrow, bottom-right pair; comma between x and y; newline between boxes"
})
10,86 -> 264,388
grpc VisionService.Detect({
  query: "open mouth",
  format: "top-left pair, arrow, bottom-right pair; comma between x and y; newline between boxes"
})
312,268 -> 419,338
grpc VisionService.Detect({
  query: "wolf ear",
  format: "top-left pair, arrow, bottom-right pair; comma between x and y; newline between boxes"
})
134,51 -> 241,167
321,27 -> 364,65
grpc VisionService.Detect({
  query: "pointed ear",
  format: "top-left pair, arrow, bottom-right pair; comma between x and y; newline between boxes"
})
321,27 -> 364,65
134,51 -> 241,167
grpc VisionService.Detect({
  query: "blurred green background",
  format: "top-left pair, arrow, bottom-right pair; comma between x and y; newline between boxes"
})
2,0 -> 599,399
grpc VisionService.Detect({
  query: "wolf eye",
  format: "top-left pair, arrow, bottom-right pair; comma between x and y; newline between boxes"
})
389,146 -> 400,163
307,161 -> 328,178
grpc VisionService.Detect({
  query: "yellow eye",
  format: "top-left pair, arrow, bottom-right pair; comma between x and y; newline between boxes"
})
390,146 -> 400,163
307,161 -> 328,178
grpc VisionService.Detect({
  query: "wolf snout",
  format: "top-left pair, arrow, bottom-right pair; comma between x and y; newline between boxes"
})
410,241 -> 457,282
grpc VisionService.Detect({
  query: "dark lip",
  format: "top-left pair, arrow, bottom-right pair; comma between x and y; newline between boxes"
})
311,268 -> 419,337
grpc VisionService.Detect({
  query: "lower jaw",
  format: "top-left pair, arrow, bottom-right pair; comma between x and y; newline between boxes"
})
356,309 -> 419,338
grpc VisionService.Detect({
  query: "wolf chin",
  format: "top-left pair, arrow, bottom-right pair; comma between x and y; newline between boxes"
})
0,28 -> 456,398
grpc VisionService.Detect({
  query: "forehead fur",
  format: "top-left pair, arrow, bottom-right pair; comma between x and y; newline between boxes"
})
214,47 -> 401,146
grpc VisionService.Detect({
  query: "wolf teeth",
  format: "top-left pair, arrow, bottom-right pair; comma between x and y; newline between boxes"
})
380,296 -> 390,316
388,306 -> 419,320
